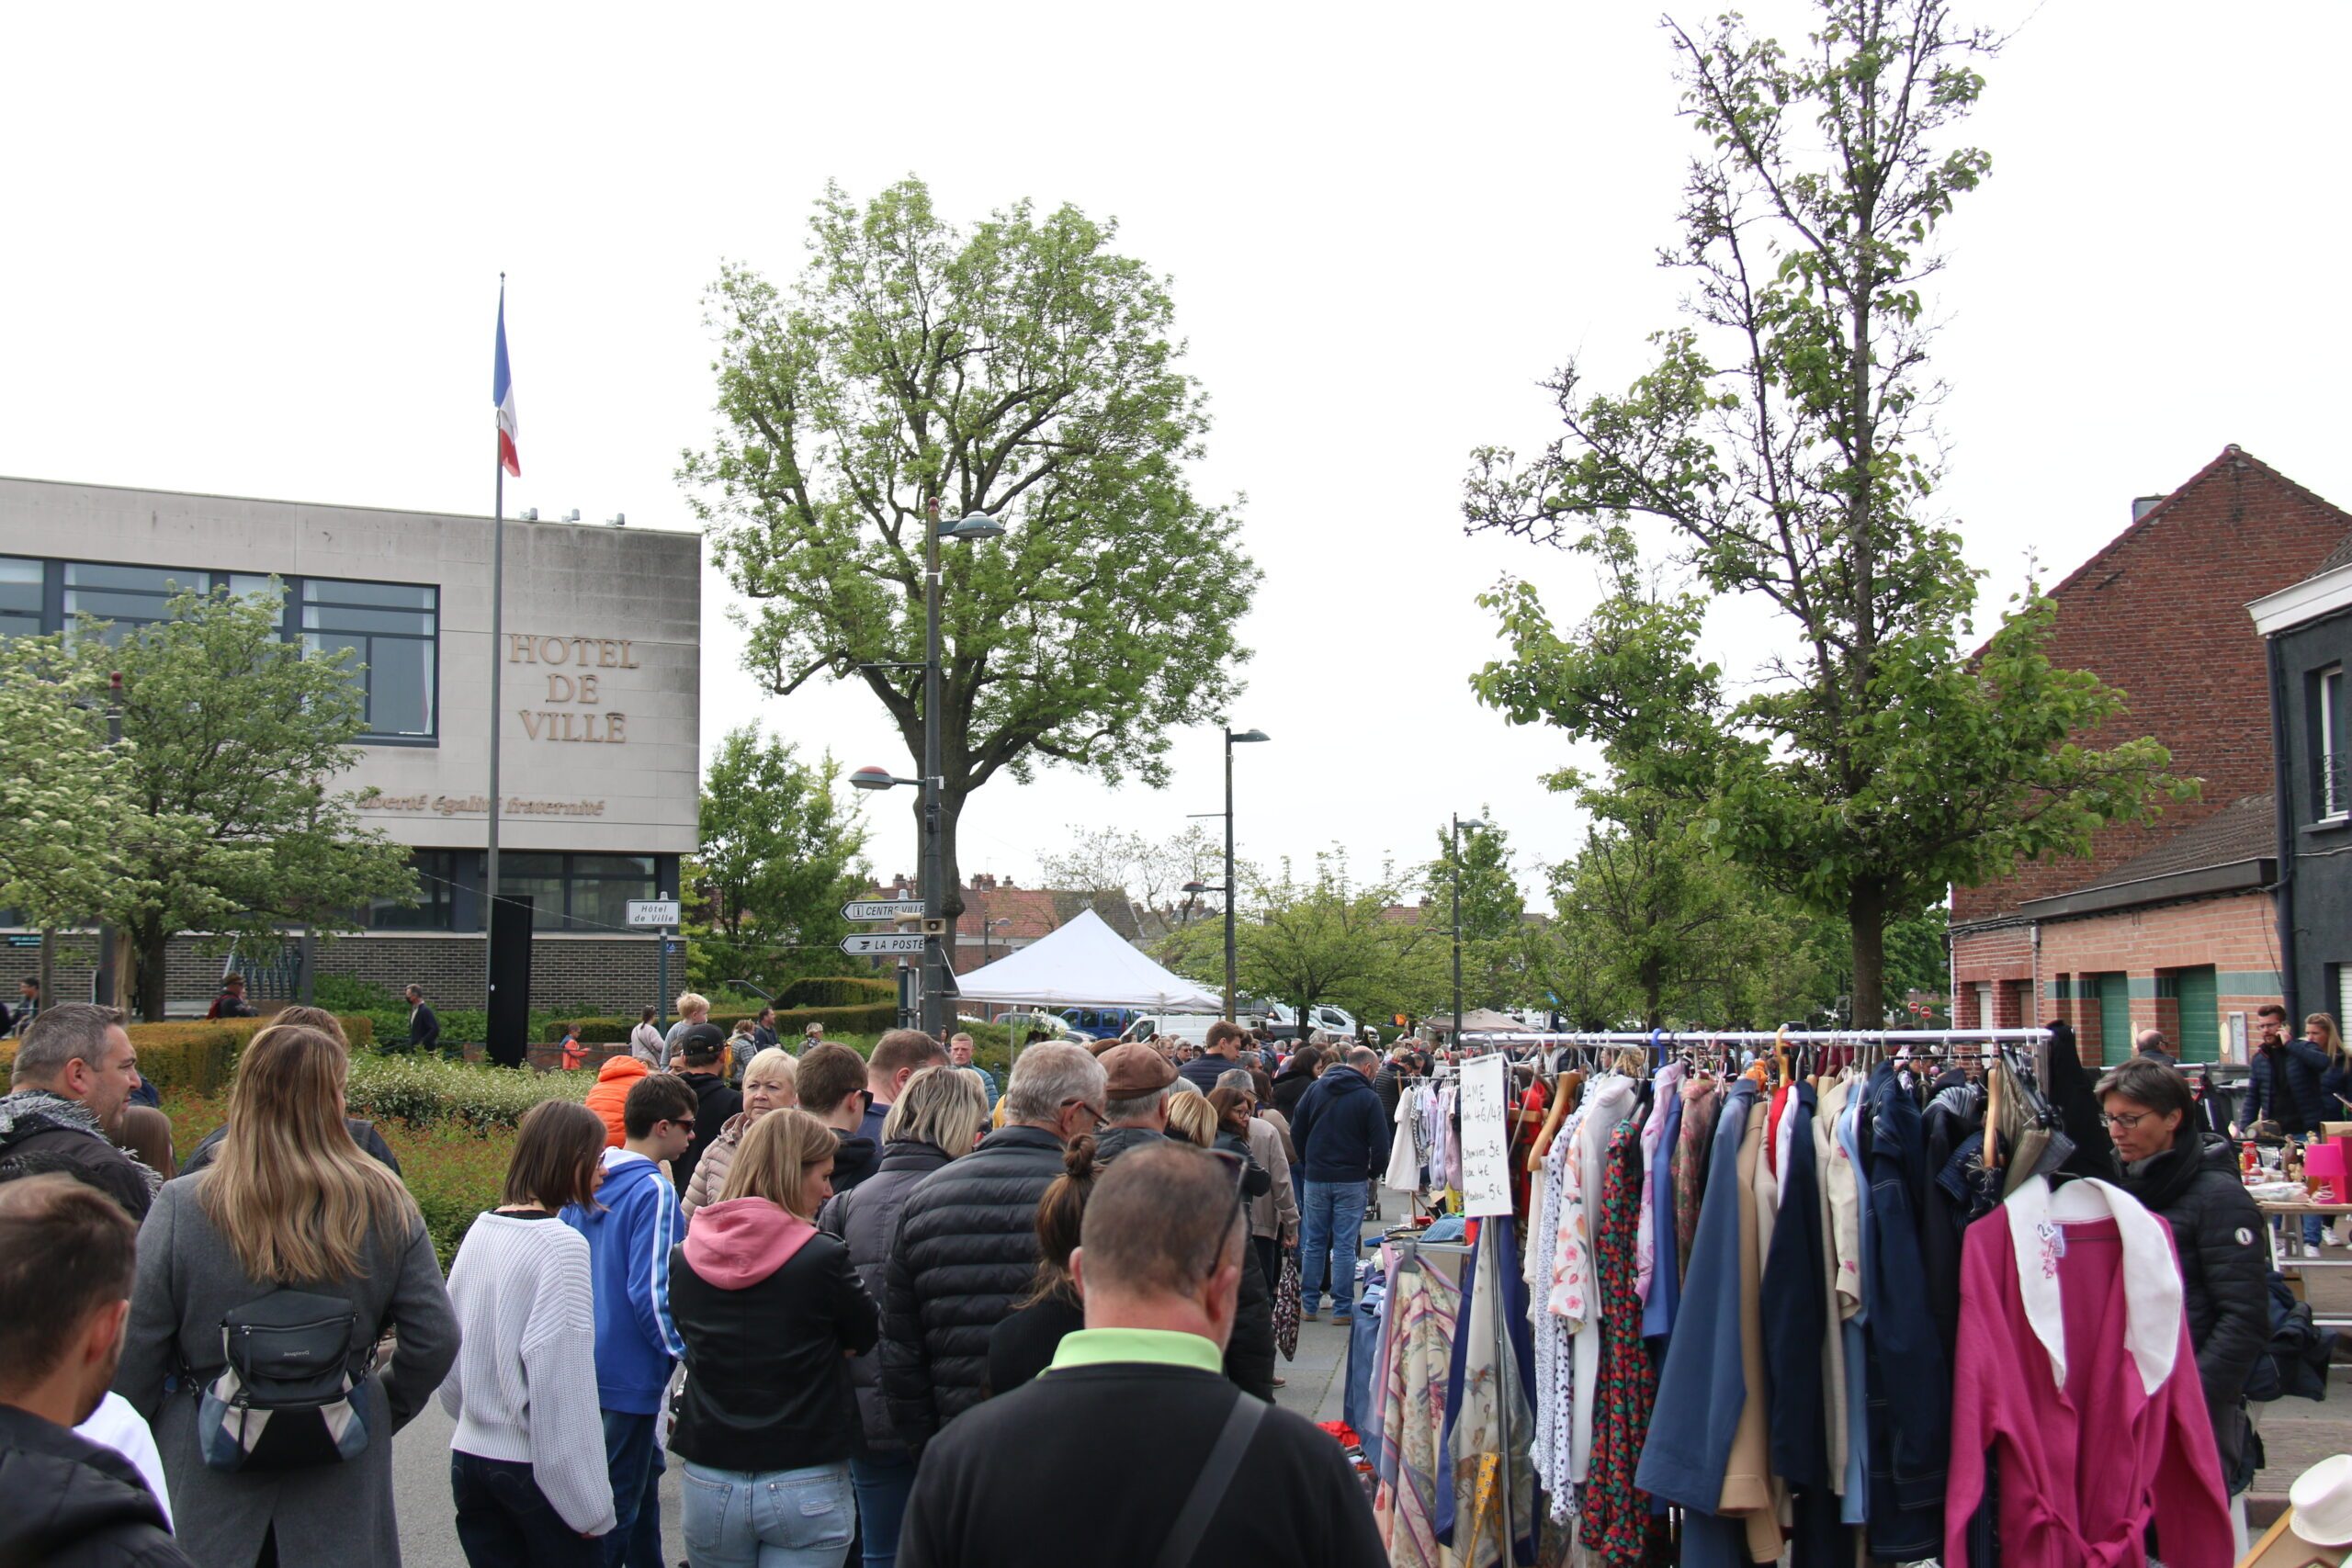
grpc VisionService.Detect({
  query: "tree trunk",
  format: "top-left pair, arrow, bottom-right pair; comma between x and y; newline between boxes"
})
133,921 -> 170,1023
920,792 -> 969,923
1848,880 -> 1888,1029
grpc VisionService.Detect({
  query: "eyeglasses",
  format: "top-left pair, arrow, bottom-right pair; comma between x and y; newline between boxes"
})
1062,1096 -> 1108,1131
2101,1109 -> 2154,1131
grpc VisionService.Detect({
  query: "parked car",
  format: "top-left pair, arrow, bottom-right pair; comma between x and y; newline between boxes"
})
1120,1013 -> 1224,1047
1061,1006 -> 1147,1041
973,1010 -> 1080,1043
1258,1001 -> 1361,1042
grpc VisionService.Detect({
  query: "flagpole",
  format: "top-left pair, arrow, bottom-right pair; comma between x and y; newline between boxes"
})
485,274 -> 506,1020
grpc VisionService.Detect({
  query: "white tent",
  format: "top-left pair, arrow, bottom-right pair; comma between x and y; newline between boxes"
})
954,907 -> 1222,1011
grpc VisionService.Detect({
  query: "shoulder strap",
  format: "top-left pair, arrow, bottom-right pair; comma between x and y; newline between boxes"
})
1155,1392 -> 1266,1568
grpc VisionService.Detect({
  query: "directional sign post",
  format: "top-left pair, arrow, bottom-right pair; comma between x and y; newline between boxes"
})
628,897 -> 684,1032
842,898 -> 926,922
842,932 -> 929,957
627,899 -> 683,929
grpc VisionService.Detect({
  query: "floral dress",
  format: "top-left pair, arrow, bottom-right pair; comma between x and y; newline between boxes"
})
1580,1120 -> 1672,1567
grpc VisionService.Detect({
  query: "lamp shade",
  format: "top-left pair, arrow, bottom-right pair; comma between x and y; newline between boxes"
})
944,512 -> 1005,540
1229,728 -> 1270,743
849,765 -> 899,791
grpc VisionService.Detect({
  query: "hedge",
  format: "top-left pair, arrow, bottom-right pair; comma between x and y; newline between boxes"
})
566,1000 -> 896,1044
778,976 -> 895,1010
0,1013 -> 376,1097
345,1054 -> 594,1131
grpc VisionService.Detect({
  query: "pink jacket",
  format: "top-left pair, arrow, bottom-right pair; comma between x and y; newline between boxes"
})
1946,1213 -> 2231,1567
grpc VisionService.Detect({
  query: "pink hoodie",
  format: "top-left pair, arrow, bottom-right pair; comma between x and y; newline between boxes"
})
681,1197 -> 818,1289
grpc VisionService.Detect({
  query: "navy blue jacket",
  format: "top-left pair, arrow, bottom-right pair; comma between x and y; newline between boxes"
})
1760,1083 -> 1827,1492
2245,1039 -> 2341,1133
1861,1063 -> 1946,1562
1287,1066 -> 1391,1183
1634,1079 -> 1756,1518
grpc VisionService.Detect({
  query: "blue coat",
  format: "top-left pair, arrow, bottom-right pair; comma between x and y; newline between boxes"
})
1634,1079 -> 1756,1515
1288,1066 -> 1392,1183
1861,1063 -> 1946,1561
562,1150 -> 685,1415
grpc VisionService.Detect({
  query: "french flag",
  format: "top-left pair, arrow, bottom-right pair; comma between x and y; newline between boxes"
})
493,288 -> 521,478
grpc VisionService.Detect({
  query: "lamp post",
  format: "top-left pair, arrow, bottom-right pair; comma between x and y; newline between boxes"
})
1452,813 -> 1486,1049
854,499 -> 1002,1039
980,916 -> 1012,966
1223,728 -> 1270,1021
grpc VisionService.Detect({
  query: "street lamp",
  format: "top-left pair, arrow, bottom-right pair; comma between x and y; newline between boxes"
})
980,916 -> 1012,965
921,500 -> 1001,1036
1217,728 -> 1270,1021
1452,813 -> 1487,1049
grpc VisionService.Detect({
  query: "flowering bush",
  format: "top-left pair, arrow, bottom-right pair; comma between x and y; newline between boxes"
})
345,1054 -> 594,1132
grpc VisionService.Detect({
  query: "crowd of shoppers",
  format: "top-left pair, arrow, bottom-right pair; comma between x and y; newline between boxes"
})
0,1004 -> 1403,1568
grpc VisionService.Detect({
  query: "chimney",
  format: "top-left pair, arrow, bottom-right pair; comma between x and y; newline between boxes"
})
2132,495 -> 2165,523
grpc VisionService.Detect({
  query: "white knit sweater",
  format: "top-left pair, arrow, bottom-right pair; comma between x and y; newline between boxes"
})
437,1213 -> 616,1536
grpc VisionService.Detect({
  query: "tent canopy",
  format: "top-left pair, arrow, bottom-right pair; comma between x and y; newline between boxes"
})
1427,1007 -> 1525,1035
954,908 -> 1222,1011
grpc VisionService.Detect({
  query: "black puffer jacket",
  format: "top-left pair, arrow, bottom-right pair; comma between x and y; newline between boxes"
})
1269,1061 -> 1318,1121
820,1138 -> 953,1457
2245,1039 -> 2337,1134
0,1405 -> 190,1568
2117,1131 -> 2270,1491
0,1091 -> 158,1220
882,1124 -> 1066,1448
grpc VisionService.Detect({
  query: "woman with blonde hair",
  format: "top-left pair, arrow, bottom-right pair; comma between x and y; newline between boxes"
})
670,1108 -> 877,1565
115,1025 -> 458,1568
180,1014 -> 402,1176
819,1066 -> 989,1567
684,1045 -> 799,1218
1165,1089 -> 1219,1147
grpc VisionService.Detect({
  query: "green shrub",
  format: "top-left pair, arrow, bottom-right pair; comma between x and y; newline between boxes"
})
0,1013 -> 373,1097
779,976 -> 895,1009
346,1054 -> 594,1131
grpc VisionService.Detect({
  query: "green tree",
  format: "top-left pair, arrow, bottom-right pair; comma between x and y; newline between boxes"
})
1038,823 -> 1239,931
687,724 -> 869,995
1159,851 -> 1445,1032
92,584 -> 415,1021
684,177 -> 1260,931
1464,0 -> 2183,1022
0,634 -> 149,1000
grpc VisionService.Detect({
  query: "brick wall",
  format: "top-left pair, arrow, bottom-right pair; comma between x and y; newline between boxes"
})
1952,450 -> 2349,925
319,933 -> 661,1013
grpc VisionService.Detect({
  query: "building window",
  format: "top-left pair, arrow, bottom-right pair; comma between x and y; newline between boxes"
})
0,558 -> 439,747
2319,666 -> 2347,820
301,578 -> 437,740
0,557 -> 40,637
62,561 -> 209,646
366,851 -> 458,930
493,852 -> 656,932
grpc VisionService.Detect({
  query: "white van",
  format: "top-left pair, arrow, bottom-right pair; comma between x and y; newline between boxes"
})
1120,1013 -> 1224,1046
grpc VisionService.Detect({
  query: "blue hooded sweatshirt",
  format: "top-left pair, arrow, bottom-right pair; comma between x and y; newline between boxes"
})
562,1147 -> 686,1415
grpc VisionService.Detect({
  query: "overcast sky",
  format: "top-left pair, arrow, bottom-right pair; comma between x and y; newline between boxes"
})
4,2 -> 2342,906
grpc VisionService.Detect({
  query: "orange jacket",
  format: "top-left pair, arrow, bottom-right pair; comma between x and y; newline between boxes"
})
585,1054 -> 649,1146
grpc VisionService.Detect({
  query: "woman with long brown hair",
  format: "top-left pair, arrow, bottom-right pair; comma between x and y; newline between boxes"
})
669,1108 -> 877,1566
441,1099 -> 616,1562
115,1024 -> 458,1568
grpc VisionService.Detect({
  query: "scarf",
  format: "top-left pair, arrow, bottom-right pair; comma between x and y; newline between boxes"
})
2003,1175 -> 2178,1395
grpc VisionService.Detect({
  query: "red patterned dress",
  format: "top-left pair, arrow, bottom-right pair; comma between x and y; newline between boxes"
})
1580,1118 -> 1672,1566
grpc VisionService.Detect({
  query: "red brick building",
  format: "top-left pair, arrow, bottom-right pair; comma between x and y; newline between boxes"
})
1950,448 -> 2351,1065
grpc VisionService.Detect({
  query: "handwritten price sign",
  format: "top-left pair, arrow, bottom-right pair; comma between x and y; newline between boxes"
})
1459,1054 -> 1512,1217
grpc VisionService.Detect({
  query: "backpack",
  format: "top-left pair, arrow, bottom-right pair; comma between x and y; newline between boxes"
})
190,1288 -> 379,1472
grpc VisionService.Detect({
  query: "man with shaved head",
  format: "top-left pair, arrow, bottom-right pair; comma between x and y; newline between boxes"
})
894,1142 -> 1382,1567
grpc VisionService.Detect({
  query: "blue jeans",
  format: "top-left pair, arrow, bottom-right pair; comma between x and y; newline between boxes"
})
598,1409 -> 666,1568
1298,1178 -> 1367,1317
452,1450 -> 605,1568
681,1460 -> 854,1568
847,1453 -> 917,1568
